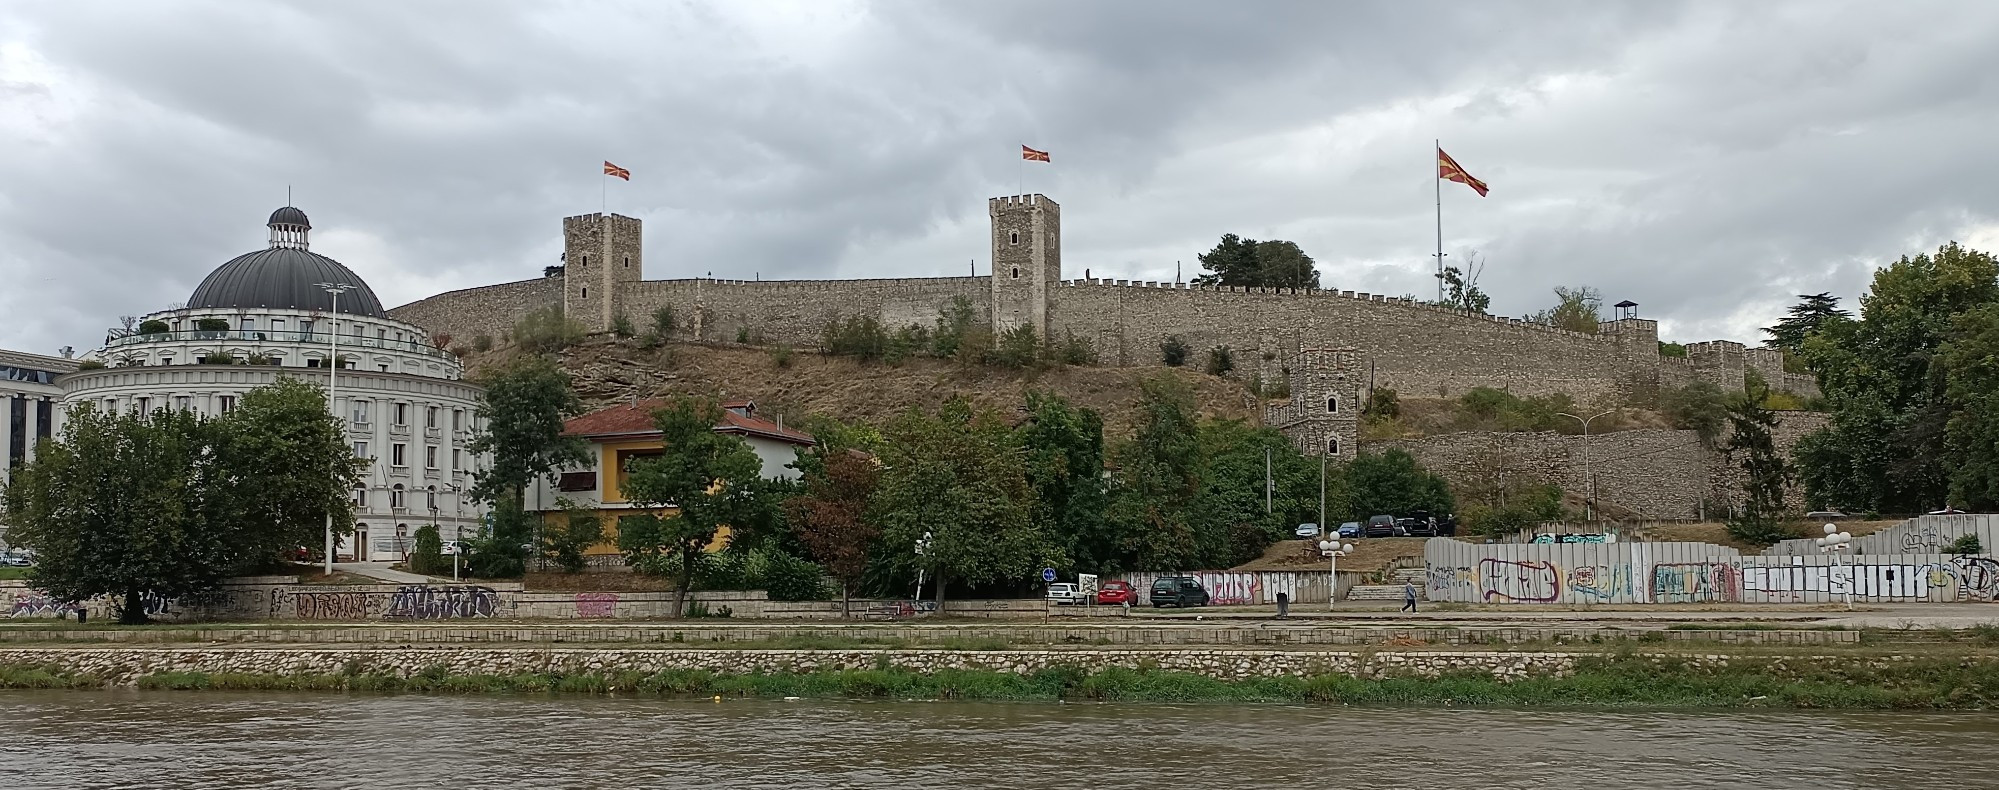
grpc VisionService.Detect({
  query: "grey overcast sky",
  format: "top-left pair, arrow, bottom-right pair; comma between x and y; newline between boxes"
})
4,0 -> 1999,356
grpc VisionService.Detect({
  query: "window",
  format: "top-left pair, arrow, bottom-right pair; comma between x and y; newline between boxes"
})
613,448 -> 664,499
623,255 -> 630,268
452,409 -> 463,431
1009,230 -> 1019,245
581,254 -> 589,267
451,449 -> 462,471
425,446 -> 438,469
1326,438 -> 1340,455
394,403 -> 409,425
392,443 -> 407,467
1010,267 -> 1019,279
351,400 -> 371,425
377,329 -> 387,340
582,286 -> 588,299
270,319 -> 285,333
425,487 -> 437,511
299,320 -> 314,335
219,395 -> 236,413
1326,396 -> 1339,414
426,406 -> 438,429
390,484 -> 405,509
353,489 -> 367,508
241,317 -> 255,330
558,471 -> 598,492
136,397 -> 150,414
174,396 -> 191,412
353,441 -> 369,459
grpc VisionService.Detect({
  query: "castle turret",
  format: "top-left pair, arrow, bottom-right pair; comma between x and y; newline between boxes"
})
989,194 -> 1060,340
562,213 -> 643,332
1265,347 -> 1365,458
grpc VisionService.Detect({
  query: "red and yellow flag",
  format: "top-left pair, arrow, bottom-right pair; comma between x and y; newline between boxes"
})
1021,145 -> 1050,162
603,161 -> 631,180
1437,148 -> 1487,197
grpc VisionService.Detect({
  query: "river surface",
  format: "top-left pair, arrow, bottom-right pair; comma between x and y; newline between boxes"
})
1,691 -> 1991,789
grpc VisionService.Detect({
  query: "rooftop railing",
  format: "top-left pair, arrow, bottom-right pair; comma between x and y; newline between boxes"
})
105,330 -> 455,360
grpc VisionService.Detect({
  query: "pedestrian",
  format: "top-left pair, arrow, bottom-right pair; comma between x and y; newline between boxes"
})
1401,581 -> 1418,613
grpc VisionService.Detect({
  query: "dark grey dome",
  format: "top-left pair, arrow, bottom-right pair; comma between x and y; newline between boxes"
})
187,207 -> 386,317
268,206 -> 311,228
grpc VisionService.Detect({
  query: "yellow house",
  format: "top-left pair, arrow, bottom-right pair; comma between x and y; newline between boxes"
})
527,398 -> 816,562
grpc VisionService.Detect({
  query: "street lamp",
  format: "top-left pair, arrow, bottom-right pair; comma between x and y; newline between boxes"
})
912,531 -> 934,608
1817,523 -> 1854,610
1555,409 -> 1616,521
1317,539 -> 1354,612
315,282 -> 354,575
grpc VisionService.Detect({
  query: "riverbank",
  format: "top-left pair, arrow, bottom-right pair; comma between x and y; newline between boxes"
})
4,646 -> 1999,708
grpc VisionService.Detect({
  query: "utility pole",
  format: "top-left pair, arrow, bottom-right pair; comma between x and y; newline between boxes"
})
1265,446 -> 1273,514
1317,452 -> 1327,533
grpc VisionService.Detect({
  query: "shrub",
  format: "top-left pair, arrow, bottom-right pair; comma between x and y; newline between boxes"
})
992,324 -> 1041,368
472,334 -> 494,353
137,319 -> 169,335
1947,533 -> 1983,554
770,344 -> 794,369
76,359 -> 106,370
245,353 -> 275,366
652,306 -> 676,339
610,313 -> 636,338
932,296 -> 979,358
511,306 -> 585,353
544,511 -> 604,574
409,525 -> 445,575
1205,346 -> 1234,376
753,550 -> 831,601
822,315 -> 890,361
194,318 -> 231,332
1160,336 -> 1189,367
1056,332 -> 1097,366
1662,382 -> 1728,446
1365,388 -> 1401,418
200,353 -> 237,365
735,326 -> 750,344
1658,341 -> 1687,358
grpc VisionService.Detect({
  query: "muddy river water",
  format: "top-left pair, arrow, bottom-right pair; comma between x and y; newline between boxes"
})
2,691 -> 1990,788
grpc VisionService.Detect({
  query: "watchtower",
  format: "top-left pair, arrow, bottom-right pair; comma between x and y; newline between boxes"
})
989,194 -> 1061,339
562,213 -> 643,332
1265,347 -> 1365,458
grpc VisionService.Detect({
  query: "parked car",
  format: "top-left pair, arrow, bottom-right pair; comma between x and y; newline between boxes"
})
1400,517 -> 1437,538
1364,514 -> 1405,538
1096,580 -> 1137,606
1294,523 -> 1321,537
1,551 -> 30,567
1805,510 -> 1848,521
1150,576 -> 1210,608
1338,521 -> 1363,539
1045,582 -> 1085,606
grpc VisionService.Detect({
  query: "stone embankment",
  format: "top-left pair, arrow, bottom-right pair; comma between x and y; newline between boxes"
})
1,647 -> 1581,685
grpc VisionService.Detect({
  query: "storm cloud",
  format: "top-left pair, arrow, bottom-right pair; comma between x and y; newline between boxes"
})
4,0 -> 1997,355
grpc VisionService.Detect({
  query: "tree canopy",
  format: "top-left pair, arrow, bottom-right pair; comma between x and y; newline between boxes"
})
618,396 -> 768,616
1190,234 -> 1321,290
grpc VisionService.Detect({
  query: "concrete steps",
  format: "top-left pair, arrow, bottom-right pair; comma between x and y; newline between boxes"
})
1348,568 -> 1428,602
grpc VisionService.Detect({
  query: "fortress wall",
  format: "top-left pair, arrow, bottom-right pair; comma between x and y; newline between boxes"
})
388,277 -> 563,348
1382,429 -> 1713,519
615,276 -> 990,344
1047,282 -> 1658,400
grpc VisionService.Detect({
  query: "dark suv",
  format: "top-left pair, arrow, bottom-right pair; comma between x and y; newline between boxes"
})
1403,511 -> 1438,537
1150,576 -> 1211,608
1363,514 -> 1404,538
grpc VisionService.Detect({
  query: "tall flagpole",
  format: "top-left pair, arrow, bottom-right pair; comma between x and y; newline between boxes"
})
1434,139 -> 1445,303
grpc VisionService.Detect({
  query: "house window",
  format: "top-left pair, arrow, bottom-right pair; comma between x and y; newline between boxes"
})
351,400 -> 371,425
1326,438 -> 1340,455
218,395 -> 236,413
451,448 -> 462,471
299,320 -> 314,336
1326,396 -> 1339,413
136,397 -> 150,414
270,319 -> 285,333
353,441 -> 369,459
558,471 -> 598,492
426,406 -> 438,429
390,485 -> 405,509
582,286 -> 588,299
614,448 -> 664,499
394,403 -> 409,425
452,409 -> 463,431
174,396 -> 191,412
392,443 -> 407,467
426,446 -> 438,469
353,489 -> 367,508
241,318 -> 255,330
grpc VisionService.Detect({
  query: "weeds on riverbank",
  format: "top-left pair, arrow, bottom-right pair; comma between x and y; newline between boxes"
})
5,651 -> 1996,709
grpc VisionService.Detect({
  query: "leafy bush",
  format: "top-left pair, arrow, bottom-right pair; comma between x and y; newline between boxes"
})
1365,388 -> 1401,418
1947,533 -> 1983,554
1455,387 -> 1585,433
992,325 -> 1041,369
137,319 -> 169,335
543,511 -> 604,574
652,306 -> 676,340
200,353 -> 237,365
472,334 -> 494,353
76,359 -> 107,370
1461,484 -> 1566,536
735,326 -> 750,344
770,344 -> 794,369
822,315 -> 890,360
1160,336 -> 1189,367
1055,332 -> 1097,366
1205,346 -> 1234,376
409,524 -> 445,575
931,296 -> 979,358
754,550 -> 831,601
511,306 -> 585,353
1662,382 -> 1728,447
467,498 -> 533,578
194,318 -> 231,332
610,313 -> 636,338
1658,341 -> 1687,358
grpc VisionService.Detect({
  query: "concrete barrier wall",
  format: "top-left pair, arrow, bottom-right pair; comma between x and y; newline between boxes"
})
1423,537 -> 1999,604
1112,570 -> 1366,606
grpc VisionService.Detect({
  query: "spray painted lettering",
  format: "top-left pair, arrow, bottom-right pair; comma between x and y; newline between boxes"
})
383,585 -> 499,620
1567,564 -> 1635,600
293,591 -> 375,620
575,592 -> 618,618
1649,563 -> 1740,603
8,593 -> 65,618
1478,559 -> 1561,603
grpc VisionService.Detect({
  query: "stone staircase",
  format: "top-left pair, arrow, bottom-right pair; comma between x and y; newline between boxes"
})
1344,567 -> 1428,602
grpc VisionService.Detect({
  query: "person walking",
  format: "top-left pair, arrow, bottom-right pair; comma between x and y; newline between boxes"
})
1401,581 -> 1418,613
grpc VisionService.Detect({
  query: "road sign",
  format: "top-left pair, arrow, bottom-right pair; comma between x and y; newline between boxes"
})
1041,567 -> 1057,583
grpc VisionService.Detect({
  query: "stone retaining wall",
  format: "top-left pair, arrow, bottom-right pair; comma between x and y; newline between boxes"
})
0,646 -> 1585,684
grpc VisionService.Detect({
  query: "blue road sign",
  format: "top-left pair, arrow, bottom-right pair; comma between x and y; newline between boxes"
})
1041,567 -> 1057,582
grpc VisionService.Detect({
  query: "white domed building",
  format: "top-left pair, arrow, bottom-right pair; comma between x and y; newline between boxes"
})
62,207 -> 487,562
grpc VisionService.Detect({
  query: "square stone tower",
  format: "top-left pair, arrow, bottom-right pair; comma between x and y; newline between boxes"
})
562,213 -> 643,333
989,194 -> 1061,339
1264,347 -> 1365,458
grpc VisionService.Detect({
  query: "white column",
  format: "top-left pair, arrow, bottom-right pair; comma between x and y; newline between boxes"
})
0,395 -> 14,480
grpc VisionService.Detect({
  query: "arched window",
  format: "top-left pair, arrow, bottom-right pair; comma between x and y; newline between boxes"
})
1011,266 -> 1020,279
1009,230 -> 1019,245
1326,396 -> 1339,413
390,484 -> 405,509
1326,438 -> 1340,455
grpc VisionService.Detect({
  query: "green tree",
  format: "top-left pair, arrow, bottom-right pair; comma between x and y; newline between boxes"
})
1533,285 -> 1604,333
467,356 -> 588,577
409,524 -> 445,575
469,496 -> 534,578
1159,336 -> 1190,367
1347,449 -> 1454,519
931,295 -> 980,359
1106,377 -> 1205,570
543,501 -> 604,574
618,397 -> 767,616
1724,377 -> 1793,545
510,305 -> 585,353
787,447 -> 881,616
1437,263 -> 1491,314
1016,392 -> 1114,573
1662,381 -> 1730,447
209,378 -> 366,569
1941,303 -> 1999,510
1796,243 -> 1999,512
1189,420 -> 1327,568
1205,346 -> 1235,377
871,400 -> 1051,605
1762,292 -> 1850,354
1189,235 -> 1320,290
1252,240 -> 1320,290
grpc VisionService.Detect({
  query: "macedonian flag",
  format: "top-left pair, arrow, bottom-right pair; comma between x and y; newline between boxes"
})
1437,147 -> 1487,197
603,161 -> 631,180
1022,145 -> 1050,162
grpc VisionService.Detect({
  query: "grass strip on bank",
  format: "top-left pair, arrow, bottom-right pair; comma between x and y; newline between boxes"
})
12,653 -> 1999,708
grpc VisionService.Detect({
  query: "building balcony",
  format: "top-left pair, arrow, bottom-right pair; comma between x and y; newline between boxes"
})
104,329 -> 454,360
423,427 -> 442,439
388,424 -> 411,437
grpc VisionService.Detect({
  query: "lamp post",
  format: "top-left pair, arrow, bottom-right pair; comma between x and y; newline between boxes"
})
912,531 -> 933,607
315,282 -> 354,575
1554,410 -> 1615,521
1817,522 -> 1854,610
1317,539 -> 1354,612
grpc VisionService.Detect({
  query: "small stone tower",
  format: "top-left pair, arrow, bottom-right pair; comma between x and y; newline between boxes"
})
1265,347 -> 1365,458
562,213 -> 643,332
989,194 -> 1061,339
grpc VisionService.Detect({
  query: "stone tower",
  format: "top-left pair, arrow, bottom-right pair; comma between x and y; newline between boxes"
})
989,194 -> 1061,339
562,213 -> 643,332
1265,347 -> 1365,458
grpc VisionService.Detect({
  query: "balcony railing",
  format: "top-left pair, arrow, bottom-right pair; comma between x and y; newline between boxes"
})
105,330 -> 454,360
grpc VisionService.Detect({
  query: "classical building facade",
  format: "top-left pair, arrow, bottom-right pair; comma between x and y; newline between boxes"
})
1,348 -> 77,544
62,207 -> 487,561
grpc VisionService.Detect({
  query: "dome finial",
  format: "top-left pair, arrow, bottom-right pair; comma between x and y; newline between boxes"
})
267,205 -> 311,250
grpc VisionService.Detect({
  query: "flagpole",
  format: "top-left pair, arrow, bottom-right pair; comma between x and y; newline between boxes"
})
602,172 -> 607,215
1434,139 -> 1444,303
1017,144 -> 1023,197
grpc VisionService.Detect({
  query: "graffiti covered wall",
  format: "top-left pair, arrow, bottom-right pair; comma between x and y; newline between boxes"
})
1424,537 -> 1999,605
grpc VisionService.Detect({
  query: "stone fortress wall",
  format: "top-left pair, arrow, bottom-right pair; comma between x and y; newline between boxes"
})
389,193 -> 1818,407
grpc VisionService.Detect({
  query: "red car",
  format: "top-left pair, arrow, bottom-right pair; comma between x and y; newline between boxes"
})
1096,580 -> 1136,606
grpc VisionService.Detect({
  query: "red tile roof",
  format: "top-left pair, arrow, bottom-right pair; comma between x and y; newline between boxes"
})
563,399 -> 816,446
